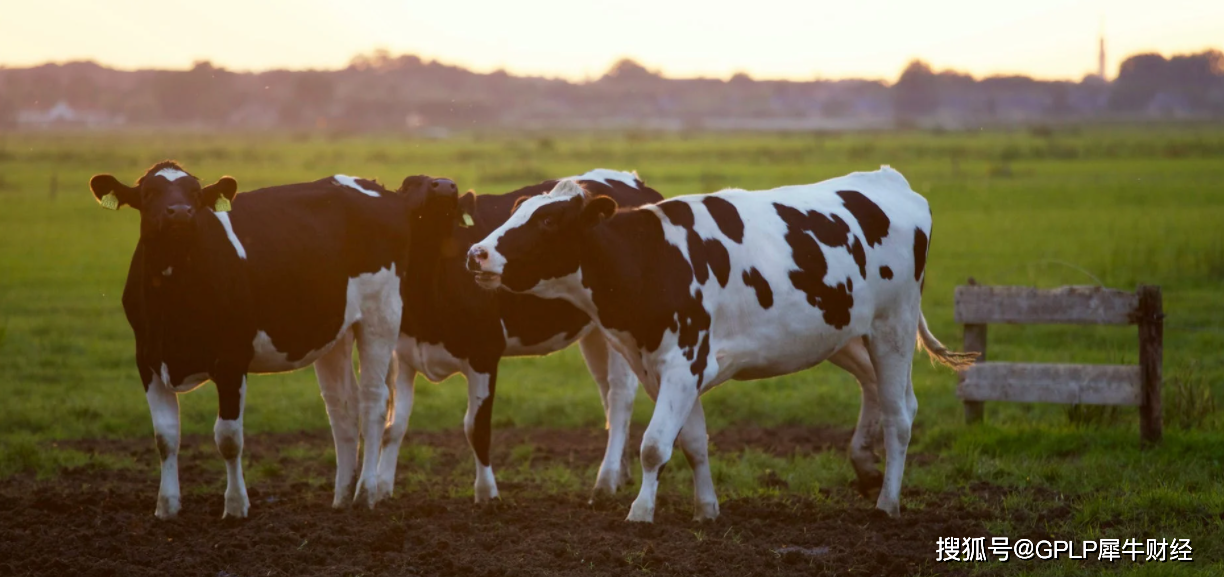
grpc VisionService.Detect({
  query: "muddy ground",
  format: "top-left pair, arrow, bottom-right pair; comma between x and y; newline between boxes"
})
0,426 -> 999,576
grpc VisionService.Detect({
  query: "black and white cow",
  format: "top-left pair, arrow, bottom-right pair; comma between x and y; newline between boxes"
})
466,166 -> 975,522
90,162 -> 455,518
372,169 -> 664,504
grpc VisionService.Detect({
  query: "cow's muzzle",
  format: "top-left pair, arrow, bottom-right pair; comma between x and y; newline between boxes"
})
466,246 -> 502,290
429,178 -> 458,197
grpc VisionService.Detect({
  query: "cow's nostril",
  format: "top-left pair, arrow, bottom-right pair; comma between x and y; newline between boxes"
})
466,249 -> 488,272
165,204 -> 194,221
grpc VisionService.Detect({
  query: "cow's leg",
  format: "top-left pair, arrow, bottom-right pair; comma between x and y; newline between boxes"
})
352,322 -> 397,509
462,368 -> 499,503
145,377 -> 181,519
627,371 -> 699,523
578,332 -> 636,496
377,355 -> 415,501
866,314 -> 920,519
906,375 -> 919,423
828,337 -> 884,498
677,399 -> 719,521
214,374 -> 250,519
315,332 -> 360,508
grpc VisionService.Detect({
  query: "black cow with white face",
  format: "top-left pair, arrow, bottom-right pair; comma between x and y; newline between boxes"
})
466,167 -> 976,522
370,169 -> 663,504
91,162 -> 455,519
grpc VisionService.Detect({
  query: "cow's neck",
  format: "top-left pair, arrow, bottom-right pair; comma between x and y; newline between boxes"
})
138,218 -> 231,327
404,227 -> 453,305
576,211 -> 651,325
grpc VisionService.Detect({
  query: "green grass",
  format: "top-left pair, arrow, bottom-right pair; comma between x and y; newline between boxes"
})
1,127 -> 1222,571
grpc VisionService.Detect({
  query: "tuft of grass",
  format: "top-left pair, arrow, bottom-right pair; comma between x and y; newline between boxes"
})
1164,362 -> 1217,431
1067,404 -> 1124,429
248,460 -> 284,484
0,435 -> 138,479
508,442 -> 536,466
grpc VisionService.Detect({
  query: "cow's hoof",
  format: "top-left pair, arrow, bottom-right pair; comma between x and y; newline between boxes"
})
223,496 -> 249,519
589,482 -> 627,507
626,500 -> 655,523
155,495 -> 180,520
353,484 -> 378,510
374,480 -> 394,502
874,501 -> 901,519
592,474 -> 621,497
474,483 -> 500,504
693,500 -> 720,522
473,492 -> 500,504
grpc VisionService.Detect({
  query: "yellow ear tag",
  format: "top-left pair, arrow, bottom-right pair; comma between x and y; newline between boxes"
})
214,197 -> 232,213
99,192 -> 119,210
461,213 -> 474,227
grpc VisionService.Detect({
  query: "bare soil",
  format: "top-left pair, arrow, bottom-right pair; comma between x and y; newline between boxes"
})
0,427 -> 991,576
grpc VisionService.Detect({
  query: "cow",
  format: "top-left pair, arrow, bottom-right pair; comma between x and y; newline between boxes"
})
372,169 -> 664,504
89,161 -> 456,518
465,166 -> 976,522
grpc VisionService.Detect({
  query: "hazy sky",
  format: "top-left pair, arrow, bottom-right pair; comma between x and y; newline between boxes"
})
2,0 -> 1221,81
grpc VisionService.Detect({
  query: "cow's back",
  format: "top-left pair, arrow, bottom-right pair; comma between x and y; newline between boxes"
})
620,167 -> 931,384
226,182 -> 409,367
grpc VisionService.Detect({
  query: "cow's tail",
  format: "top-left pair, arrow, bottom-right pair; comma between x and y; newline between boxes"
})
916,312 -> 978,371
384,351 -> 399,428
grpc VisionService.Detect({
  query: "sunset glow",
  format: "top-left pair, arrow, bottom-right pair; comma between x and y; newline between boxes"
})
2,0 -> 1221,80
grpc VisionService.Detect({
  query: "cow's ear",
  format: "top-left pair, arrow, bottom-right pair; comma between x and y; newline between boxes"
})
399,175 -> 429,194
90,174 -> 140,210
458,191 -> 477,227
510,195 -> 529,215
580,195 -> 617,227
202,176 -> 238,212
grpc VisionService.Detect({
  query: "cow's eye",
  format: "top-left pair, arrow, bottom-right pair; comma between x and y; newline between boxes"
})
540,216 -> 555,230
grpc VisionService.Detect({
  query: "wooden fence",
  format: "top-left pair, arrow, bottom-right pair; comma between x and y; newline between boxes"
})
954,280 -> 1164,445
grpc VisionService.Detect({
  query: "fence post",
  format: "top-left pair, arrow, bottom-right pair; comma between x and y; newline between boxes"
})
962,277 -> 987,424
1137,285 -> 1163,446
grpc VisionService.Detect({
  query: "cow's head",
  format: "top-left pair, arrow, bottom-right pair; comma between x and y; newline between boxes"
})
397,174 -> 466,258
90,161 -> 237,241
466,180 -> 616,292
397,174 -> 459,210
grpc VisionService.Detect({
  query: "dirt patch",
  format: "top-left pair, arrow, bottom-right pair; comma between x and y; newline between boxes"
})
2,427 -> 982,577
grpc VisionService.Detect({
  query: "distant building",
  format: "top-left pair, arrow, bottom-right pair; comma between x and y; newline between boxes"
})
16,100 -> 123,128
1147,91 -> 1195,118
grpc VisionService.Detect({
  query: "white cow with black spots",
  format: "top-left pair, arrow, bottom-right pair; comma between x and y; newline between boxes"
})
466,166 -> 975,522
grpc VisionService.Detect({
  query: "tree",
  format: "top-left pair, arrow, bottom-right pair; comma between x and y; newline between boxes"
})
600,58 -> 660,83
151,61 -> 234,123
0,95 -> 15,129
294,73 -> 335,109
1109,53 -> 1166,111
893,60 -> 939,118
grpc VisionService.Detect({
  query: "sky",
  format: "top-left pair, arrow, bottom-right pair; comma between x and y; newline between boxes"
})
1,0 -> 1221,81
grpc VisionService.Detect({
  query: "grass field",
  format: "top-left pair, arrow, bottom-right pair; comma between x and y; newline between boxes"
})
1,127 -> 1222,575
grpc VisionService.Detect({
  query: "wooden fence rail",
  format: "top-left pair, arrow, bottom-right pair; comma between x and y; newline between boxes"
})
953,280 -> 1163,445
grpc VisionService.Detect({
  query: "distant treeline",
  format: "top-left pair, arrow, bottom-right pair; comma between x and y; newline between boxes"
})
1,49 -> 1221,132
